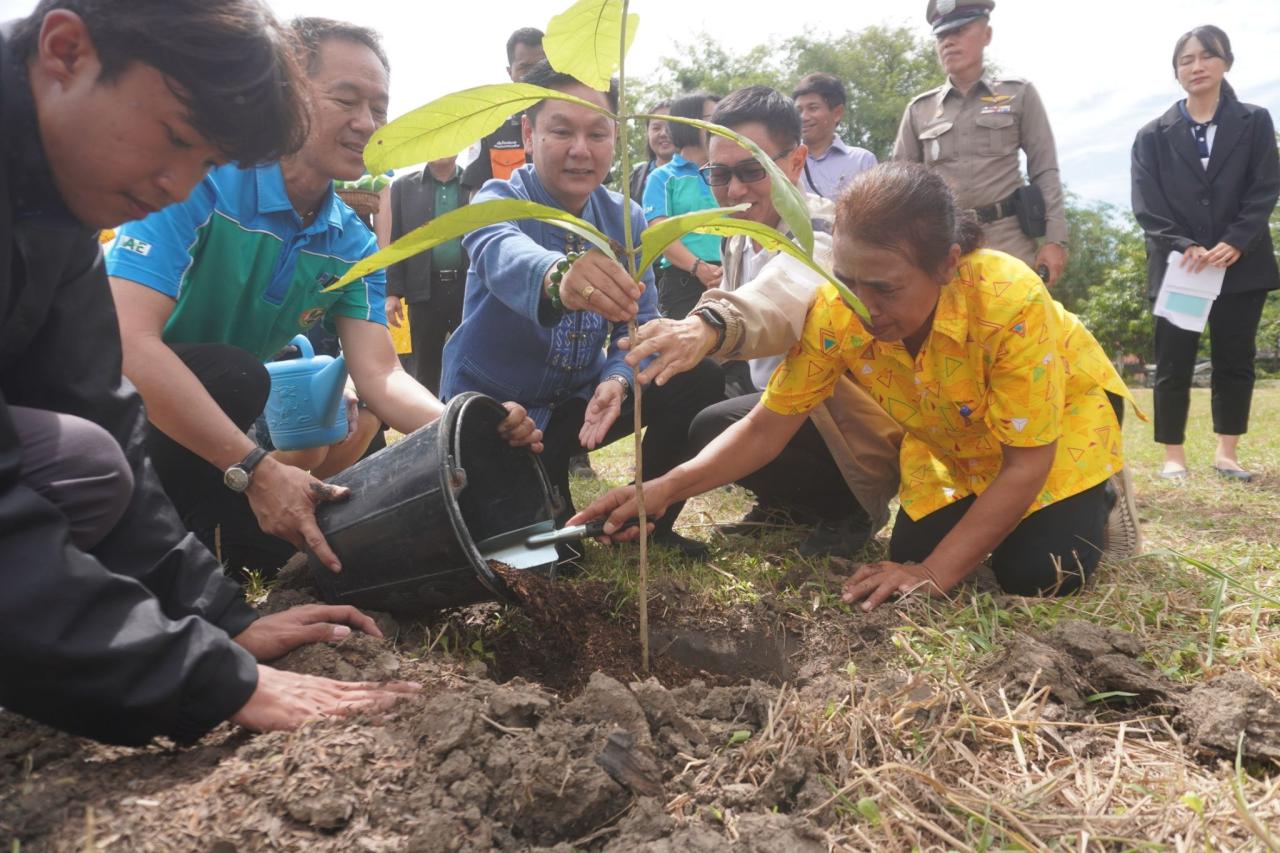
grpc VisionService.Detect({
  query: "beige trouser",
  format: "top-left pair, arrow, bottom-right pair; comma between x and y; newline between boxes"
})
982,216 -> 1039,268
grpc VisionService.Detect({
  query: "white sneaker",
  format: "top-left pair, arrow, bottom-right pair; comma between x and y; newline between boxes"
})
1103,467 -> 1142,559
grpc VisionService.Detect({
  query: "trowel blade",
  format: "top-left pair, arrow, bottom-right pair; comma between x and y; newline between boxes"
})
476,520 -> 559,570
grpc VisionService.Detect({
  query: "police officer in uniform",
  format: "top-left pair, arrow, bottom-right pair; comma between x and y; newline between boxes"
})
893,0 -> 1069,285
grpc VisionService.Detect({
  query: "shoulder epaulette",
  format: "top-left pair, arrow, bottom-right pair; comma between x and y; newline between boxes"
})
908,85 -> 944,105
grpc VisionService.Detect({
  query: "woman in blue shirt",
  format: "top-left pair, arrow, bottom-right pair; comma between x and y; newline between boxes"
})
642,91 -> 724,319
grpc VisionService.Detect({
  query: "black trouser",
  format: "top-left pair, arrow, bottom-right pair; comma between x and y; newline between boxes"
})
889,479 -> 1110,597
657,265 -> 714,320
145,343 -> 294,576
688,392 -> 864,524
1153,289 -> 1268,445
11,406 -> 135,552
406,275 -> 465,395
541,358 -> 724,532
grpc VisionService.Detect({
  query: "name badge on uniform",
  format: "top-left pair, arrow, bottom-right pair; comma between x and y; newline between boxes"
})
980,105 -> 1013,114
918,121 -> 953,163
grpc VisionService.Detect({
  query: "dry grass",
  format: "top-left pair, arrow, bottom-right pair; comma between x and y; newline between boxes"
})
569,383 -> 1280,850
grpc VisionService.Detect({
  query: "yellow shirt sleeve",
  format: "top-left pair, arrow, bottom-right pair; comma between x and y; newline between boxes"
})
761,285 -> 851,417
983,289 -> 1066,447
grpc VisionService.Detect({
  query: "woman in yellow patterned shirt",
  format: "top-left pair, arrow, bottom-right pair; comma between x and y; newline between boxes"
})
570,163 -> 1137,610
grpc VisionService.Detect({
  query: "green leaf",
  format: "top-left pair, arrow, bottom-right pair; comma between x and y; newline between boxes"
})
727,729 -> 751,746
323,199 -> 616,292
543,0 -> 639,92
689,217 -> 870,322
637,204 -> 749,273
641,113 -> 813,255
855,797 -> 882,826
364,83 -> 615,174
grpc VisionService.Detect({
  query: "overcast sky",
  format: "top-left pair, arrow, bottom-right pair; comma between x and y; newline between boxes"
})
4,0 -> 1278,211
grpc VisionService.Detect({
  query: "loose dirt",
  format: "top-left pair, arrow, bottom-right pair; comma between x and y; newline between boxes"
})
4,574 -> 1279,850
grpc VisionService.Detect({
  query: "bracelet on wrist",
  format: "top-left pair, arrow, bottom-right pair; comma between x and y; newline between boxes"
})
605,374 -> 630,395
545,251 -> 583,312
690,259 -> 702,277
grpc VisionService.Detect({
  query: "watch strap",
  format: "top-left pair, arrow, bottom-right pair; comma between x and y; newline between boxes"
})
692,306 -> 727,355
238,446 -> 269,475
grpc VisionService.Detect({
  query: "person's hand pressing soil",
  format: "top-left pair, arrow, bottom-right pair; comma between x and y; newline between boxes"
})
231,666 -> 420,733
234,604 -> 385,662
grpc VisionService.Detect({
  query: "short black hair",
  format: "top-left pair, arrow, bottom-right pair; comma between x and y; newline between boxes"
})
709,86 -> 802,151
667,91 -> 720,151
522,60 -> 619,121
290,17 -> 390,75
1172,25 -> 1234,76
643,99 -> 671,159
506,27 -> 545,66
12,0 -> 308,166
793,72 -> 846,109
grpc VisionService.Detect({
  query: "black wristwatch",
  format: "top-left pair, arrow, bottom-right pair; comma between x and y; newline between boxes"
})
692,306 -> 727,355
224,447 -> 269,493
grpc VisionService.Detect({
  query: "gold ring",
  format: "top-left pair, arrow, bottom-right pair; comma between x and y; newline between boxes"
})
582,285 -> 595,303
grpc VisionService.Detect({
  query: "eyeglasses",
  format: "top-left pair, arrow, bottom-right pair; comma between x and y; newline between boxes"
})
699,149 -> 795,187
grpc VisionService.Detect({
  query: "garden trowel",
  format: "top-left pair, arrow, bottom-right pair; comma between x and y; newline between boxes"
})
476,519 -> 634,570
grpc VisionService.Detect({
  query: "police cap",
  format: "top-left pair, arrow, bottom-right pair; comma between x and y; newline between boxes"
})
926,0 -> 995,36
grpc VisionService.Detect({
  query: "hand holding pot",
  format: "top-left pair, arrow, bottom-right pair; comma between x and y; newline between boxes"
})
498,401 -> 543,453
246,457 -> 350,572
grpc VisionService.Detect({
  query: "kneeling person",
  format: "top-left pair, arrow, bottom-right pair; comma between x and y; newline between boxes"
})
107,19 -> 539,578
621,87 -> 902,556
576,163 -> 1139,608
441,61 -> 724,558
2,0 -> 417,747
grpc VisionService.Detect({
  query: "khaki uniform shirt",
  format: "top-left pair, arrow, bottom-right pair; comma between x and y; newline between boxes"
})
893,73 -> 1068,258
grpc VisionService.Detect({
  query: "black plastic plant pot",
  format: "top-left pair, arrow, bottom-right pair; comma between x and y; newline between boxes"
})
308,392 -> 556,613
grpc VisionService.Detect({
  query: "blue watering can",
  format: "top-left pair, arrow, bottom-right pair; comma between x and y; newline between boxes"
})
264,335 -> 349,450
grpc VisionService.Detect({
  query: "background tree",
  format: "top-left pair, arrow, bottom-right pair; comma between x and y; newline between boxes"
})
639,26 -> 940,161
1055,196 -> 1141,314
1075,237 -> 1153,365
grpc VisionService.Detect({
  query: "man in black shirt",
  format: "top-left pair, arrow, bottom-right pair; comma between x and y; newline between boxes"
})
460,26 -> 545,197
0,0 -> 417,747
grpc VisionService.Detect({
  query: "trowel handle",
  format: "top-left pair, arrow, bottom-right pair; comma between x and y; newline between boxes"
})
525,518 -> 638,546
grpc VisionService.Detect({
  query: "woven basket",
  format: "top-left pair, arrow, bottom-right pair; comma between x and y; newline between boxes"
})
336,187 -> 381,218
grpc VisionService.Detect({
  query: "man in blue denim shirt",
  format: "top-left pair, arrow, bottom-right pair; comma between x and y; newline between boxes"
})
442,62 -> 723,557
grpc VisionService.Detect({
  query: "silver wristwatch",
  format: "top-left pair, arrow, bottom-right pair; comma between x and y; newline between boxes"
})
224,447 -> 268,493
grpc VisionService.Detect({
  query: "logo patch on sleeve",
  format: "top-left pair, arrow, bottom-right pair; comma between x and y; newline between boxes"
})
117,236 -> 152,256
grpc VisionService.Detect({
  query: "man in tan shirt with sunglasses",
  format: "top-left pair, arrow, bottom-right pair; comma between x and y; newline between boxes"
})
619,86 -> 903,558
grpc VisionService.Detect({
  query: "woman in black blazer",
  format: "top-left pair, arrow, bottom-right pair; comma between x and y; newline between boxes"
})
1131,25 -> 1279,482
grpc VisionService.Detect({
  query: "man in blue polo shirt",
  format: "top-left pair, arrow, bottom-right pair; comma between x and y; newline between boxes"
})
107,18 -> 539,577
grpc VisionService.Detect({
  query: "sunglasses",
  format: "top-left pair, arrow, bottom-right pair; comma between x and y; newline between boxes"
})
699,148 -> 795,186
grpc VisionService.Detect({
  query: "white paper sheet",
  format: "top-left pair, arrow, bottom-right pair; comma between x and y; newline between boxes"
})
1153,251 -> 1226,332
